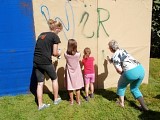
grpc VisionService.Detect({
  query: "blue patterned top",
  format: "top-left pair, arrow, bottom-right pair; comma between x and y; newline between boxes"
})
111,49 -> 140,71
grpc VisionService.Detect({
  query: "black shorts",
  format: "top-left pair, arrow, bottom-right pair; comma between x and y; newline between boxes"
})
34,63 -> 57,82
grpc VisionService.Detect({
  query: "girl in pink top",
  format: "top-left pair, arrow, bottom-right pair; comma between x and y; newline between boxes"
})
64,39 -> 84,105
82,47 -> 95,101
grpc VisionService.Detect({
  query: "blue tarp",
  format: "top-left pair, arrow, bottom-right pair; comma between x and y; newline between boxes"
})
0,0 -> 36,96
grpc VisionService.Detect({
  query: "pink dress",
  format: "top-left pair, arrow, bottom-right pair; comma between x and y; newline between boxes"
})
64,52 -> 84,90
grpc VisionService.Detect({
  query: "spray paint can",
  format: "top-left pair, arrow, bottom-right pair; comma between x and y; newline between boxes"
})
57,48 -> 61,59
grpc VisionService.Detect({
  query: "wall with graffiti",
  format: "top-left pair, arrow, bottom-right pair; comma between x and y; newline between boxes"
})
0,0 -> 152,96
32,0 -> 152,91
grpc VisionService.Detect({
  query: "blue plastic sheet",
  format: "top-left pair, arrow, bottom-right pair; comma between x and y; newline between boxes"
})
0,0 -> 36,96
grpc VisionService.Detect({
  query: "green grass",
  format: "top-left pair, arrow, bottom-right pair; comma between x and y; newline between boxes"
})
0,58 -> 160,120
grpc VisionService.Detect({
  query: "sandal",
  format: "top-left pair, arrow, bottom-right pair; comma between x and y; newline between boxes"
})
116,101 -> 124,108
70,101 -> 74,105
76,101 -> 81,105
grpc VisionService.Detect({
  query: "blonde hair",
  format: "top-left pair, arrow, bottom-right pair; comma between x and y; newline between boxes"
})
67,39 -> 77,55
47,19 -> 63,31
108,40 -> 119,52
83,47 -> 91,58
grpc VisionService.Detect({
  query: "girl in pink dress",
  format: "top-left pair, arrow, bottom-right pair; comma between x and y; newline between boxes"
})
82,47 -> 95,101
64,39 -> 84,105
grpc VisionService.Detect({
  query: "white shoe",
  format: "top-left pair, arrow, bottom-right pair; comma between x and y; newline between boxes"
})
54,98 -> 62,105
38,103 -> 50,110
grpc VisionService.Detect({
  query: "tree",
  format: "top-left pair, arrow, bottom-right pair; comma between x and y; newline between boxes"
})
151,0 -> 160,58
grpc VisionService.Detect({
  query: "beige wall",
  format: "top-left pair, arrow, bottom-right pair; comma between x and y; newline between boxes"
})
32,0 -> 152,91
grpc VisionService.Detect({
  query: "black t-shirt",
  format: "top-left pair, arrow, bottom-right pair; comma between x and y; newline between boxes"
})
34,32 -> 61,65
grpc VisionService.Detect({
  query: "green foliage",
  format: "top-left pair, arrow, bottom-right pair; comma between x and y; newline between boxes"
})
0,58 -> 160,120
151,0 -> 160,58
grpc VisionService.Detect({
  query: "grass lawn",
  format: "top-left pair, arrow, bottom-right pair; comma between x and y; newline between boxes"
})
0,58 -> 160,120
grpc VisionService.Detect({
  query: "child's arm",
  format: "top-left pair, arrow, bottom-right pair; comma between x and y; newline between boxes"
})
79,60 -> 83,69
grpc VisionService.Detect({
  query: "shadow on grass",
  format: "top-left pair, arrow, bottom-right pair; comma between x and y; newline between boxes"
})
58,90 -> 69,101
94,89 -> 118,101
138,110 -> 160,120
43,85 -> 69,101
127,100 -> 146,111
154,94 -> 160,99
